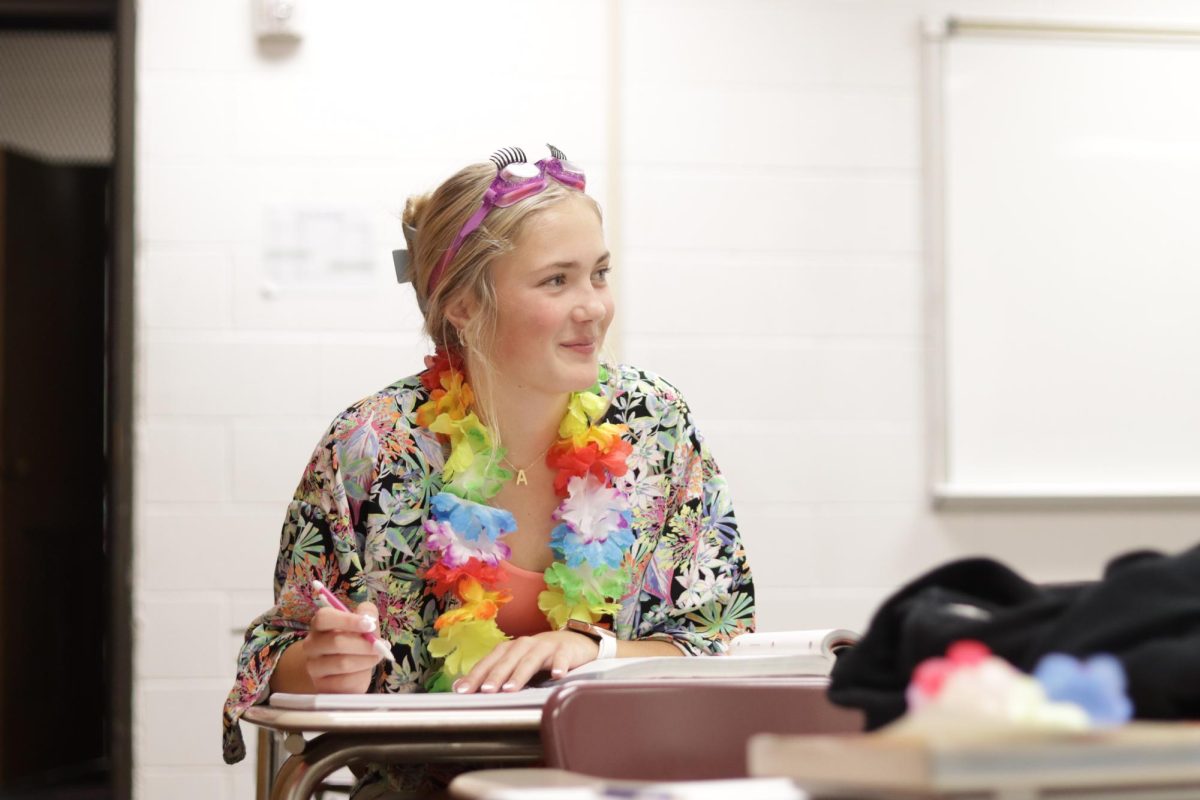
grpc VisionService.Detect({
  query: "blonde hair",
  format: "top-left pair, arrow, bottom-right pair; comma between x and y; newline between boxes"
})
403,161 -> 604,376
401,159 -> 603,429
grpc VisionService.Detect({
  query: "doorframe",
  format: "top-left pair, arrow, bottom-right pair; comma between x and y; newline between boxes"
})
0,2 -> 131,794
111,0 -> 134,796
0,144 -> 7,784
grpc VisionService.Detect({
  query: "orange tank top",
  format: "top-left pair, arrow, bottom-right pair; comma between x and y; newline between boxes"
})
494,561 -> 553,639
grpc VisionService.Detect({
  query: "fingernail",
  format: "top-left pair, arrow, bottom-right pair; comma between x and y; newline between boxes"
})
551,668 -> 564,678
501,682 -> 516,692
453,682 -> 469,694
480,683 -> 496,693
359,616 -> 376,632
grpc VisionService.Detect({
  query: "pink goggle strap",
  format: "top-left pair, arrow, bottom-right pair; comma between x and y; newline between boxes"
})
427,203 -> 492,294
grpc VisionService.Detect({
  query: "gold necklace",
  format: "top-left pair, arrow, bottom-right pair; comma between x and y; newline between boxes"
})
500,443 -> 553,486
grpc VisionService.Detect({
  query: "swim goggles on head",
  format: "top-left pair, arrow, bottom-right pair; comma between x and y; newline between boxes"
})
392,144 -> 586,292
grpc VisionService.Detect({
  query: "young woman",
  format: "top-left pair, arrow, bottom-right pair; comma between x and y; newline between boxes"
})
222,146 -> 755,793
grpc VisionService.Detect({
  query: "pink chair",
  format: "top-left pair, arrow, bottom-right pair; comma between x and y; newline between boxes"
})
539,678 -> 863,781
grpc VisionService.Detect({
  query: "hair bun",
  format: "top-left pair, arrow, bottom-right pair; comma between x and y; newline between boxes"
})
402,194 -> 429,250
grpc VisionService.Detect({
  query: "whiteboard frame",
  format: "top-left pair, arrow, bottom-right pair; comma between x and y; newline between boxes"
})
922,15 -> 1200,509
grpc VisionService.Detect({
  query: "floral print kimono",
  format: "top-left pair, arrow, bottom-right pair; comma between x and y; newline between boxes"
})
221,363 -> 756,790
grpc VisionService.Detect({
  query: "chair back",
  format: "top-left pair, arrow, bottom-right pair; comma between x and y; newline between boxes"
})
540,677 -> 863,781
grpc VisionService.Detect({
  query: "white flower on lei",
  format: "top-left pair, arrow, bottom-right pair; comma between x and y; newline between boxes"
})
559,474 -> 628,544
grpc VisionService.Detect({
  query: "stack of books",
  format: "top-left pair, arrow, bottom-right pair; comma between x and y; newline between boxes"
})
749,722 -> 1200,798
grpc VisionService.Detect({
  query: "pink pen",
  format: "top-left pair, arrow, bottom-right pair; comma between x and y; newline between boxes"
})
311,579 -> 395,663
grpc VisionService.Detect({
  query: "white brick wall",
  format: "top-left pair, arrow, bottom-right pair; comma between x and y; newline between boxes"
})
619,0 -> 1200,647
134,1 -> 1200,797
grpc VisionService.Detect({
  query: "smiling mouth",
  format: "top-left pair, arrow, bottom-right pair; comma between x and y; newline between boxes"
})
562,340 -> 597,353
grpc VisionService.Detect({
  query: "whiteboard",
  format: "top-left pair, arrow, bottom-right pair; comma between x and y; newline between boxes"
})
926,19 -> 1200,502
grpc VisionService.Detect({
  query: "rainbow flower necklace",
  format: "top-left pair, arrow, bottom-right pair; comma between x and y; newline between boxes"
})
415,349 -> 635,691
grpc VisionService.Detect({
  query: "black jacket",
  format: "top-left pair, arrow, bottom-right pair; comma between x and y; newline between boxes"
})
828,544 -> 1200,730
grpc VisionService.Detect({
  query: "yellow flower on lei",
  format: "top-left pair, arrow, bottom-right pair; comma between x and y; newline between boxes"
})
429,411 -> 493,482
426,577 -> 512,677
574,422 -> 626,451
537,586 -> 596,628
433,576 -> 510,630
558,391 -> 608,441
537,585 -> 617,629
415,369 -> 474,428
559,394 -> 625,450
427,619 -> 509,678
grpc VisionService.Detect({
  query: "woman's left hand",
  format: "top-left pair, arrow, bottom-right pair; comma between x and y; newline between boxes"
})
454,630 -> 600,693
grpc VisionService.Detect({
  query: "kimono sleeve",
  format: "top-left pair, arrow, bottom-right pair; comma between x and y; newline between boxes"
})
220,414 -> 372,765
637,411 -> 756,655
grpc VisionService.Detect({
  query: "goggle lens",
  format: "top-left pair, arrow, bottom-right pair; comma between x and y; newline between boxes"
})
500,162 -> 540,181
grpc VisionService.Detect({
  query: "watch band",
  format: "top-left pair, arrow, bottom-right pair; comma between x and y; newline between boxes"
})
566,619 -> 618,660
594,631 -> 617,660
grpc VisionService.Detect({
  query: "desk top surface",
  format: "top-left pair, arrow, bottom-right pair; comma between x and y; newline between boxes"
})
242,704 -> 541,734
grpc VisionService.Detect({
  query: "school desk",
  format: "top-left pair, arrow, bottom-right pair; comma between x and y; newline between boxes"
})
242,703 -> 543,800
242,677 -> 857,800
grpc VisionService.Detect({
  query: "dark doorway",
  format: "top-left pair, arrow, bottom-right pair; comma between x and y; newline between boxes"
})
0,2 -> 131,798
0,150 -> 109,797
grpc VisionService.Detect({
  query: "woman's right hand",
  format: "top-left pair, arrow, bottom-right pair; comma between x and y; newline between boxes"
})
270,601 -> 382,694
304,601 -> 384,693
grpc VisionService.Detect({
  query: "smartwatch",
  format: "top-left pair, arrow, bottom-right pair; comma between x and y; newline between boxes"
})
566,618 -> 618,660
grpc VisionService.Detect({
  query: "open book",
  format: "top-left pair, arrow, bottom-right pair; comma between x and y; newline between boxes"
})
727,628 -> 859,659
547,627 -> 859,684
269,628 -> 858,712
270,687 -> 554,711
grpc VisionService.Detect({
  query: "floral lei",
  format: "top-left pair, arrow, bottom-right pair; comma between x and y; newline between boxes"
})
414,349 -> 635,691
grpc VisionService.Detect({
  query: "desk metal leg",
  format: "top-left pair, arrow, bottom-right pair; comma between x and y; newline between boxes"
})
269,732 -> 542,800
257,726 -> 287,800
257,728 -> 271,800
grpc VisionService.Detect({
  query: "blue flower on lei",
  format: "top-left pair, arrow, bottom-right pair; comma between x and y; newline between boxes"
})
550,514 -> 634,569
428,491 -> 516,544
